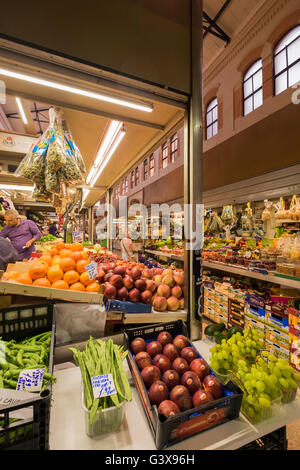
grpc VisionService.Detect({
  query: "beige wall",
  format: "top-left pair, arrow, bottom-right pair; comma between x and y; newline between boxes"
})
0,0 -> 191,94
202,0 -> 300,190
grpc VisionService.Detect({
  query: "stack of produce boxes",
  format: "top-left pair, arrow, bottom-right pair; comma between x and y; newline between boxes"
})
228,285 -> 246,330
203,280 -> 217,322
264,289 -> 299,363
289,307 -> 300,373
244,293 -> 266,343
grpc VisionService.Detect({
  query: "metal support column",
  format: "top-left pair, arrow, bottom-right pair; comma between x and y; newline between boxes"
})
107,188 -> 113,252
185,0 -> 203,341
88,206 -> 94,244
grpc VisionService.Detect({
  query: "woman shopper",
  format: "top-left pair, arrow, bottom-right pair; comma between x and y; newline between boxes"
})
0,209 -> 42,260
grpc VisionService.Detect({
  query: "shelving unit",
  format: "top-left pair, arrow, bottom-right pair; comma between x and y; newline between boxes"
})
202,260 -> 300,289
144,249 -> 184,262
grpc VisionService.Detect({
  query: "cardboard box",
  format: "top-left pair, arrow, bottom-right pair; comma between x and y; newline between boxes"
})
265,339 -> 290,362
289,307 -> 300,332
245,302 -> 266,323
244,313 -> 265,336
265,309 -> 289,333
265,324 -> 289,349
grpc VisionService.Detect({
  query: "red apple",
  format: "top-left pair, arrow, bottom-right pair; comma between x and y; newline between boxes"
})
141,365 -> 161,388
172,357 -> 189,376
162,369 -> 181,391
190,358 -> 210,380
192,389 -> 214,408
109,274 -> 123,289
170,385 -> 192,411
113,265 -> 126,276
153,354 -> 172,373
157,331 -> 173,346
173,335 -> 190,351
158,400 -> 181,418
140,290 -> 153,304
104,283 -> 117,299
147,341 -> 163,358
128,288 -> 141,303
148,381 -> 169,405
202,375 -> 223,399
157,284 -> 171,298
135,279 -> 147,292
131,267 -> 142,280
130,337 -> 146,354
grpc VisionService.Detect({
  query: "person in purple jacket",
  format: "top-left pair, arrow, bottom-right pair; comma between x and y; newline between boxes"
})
0,209 -> 42,260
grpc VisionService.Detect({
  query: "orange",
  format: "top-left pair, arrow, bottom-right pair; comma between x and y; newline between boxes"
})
70,242 -> 83,252
17,273 -> 33,285
28,262 -> 48,280
52,280 -> 69,290
80,272 -> 93,287
86,282 -> 100,293
33,278 -> 52,288
81,251 -> 89,260
70,251 -> 83,263
59,249 -> 72,258
47,265 -> 64,283
69,282 -> 85,292
64,244 -> 73,250
51,255 -> 61,266
60,257 -> 76,272
76,259 -> 88,274
49,247 -> 59,256
56,241 -> 65,251
63,270 -> 80,285
4,271 -> 21,281
39,255 -> 53,267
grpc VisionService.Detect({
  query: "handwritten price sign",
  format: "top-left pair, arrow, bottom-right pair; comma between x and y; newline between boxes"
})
91,374 -> 117,399
16,368 -> 45,392
85,261 -> 98,280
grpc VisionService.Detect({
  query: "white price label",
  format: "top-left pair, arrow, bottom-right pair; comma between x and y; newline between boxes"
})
85,261 -> 98,280
16,368 -> 45,392
91,373 -> 117,399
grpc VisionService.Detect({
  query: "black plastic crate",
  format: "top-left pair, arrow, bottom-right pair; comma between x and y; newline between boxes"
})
124,320 -> 243,449
0,302 -> 55,450
0,302 -> 54,342
239,426 -> 287,451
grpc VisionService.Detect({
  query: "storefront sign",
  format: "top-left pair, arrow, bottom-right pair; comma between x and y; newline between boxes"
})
16,368 -> 45,392
91,373 -> 117,399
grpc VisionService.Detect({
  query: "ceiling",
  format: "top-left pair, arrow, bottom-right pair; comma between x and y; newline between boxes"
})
0,0 -> 264,208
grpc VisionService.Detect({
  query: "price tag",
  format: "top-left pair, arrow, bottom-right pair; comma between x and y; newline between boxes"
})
85,261 -> 98,280
91,373 -> 117,399
16,368 -> 45,392
72,231 -> 83,242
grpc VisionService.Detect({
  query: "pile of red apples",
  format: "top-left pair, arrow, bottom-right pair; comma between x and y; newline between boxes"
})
130,330 -> 224,419
97,261 -> 184,311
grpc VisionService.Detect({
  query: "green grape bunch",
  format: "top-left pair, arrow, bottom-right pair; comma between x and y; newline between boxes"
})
209,328 -> 300,424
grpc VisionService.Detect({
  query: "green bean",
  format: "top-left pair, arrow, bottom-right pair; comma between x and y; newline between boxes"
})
16,349 -> 24,367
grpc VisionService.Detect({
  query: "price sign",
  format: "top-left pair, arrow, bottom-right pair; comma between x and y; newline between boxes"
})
85,261 -> 98,280
16,368 -> 45,392
91,374 -> 117,399
72,231 -> 83,242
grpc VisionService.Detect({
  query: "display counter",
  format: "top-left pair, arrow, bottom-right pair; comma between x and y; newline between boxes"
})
49,339 -> 300,450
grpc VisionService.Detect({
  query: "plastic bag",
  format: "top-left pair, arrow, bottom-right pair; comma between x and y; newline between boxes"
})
289,195 -> 300,221
221,205 -> 234,223
63,121 -> 86,174
262,199 -> 272,221
274,197 -> 288,220
46,108 -> 66,172
14,127 -> 51,182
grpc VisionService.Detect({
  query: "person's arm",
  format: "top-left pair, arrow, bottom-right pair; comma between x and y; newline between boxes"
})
25,221 -> 42,248
0,226 -> 9,238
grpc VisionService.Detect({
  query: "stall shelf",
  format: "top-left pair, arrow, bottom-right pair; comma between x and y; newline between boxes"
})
144,249 -> 184,263
49,339 -> 300,451
202,260 -> 300,290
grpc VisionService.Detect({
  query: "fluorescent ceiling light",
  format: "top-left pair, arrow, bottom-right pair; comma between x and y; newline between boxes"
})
0,184 -> 34,191
1,189 -> 10,196
82,188 -> 90,203
0,68 -> 153,113
15,97 -> 28,124
91,129 -> 125,187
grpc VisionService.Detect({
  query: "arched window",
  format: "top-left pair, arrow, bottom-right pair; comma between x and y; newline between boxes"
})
274,25 -> 300,95
243,59 -> 263,115
206,98 -> 218,140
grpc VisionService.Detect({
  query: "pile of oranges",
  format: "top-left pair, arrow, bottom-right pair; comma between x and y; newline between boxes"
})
3,242 -> 100,293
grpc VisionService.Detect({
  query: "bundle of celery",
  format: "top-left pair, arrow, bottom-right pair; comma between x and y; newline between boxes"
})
70,337 -> 132,425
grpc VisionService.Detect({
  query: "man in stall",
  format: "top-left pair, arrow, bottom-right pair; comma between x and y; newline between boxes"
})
0,209 -> 42,260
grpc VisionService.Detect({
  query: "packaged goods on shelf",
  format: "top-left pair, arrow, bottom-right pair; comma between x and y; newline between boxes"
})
265,339 -> 290,362
289,308 -> 300,373
244,314 -> 265,338
264,324 -> 289,349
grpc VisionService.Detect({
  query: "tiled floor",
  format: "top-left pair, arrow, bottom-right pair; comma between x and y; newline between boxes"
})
287,420 -> 300,450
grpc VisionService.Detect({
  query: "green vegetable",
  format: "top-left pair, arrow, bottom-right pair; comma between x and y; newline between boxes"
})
69,337 -> 132,425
